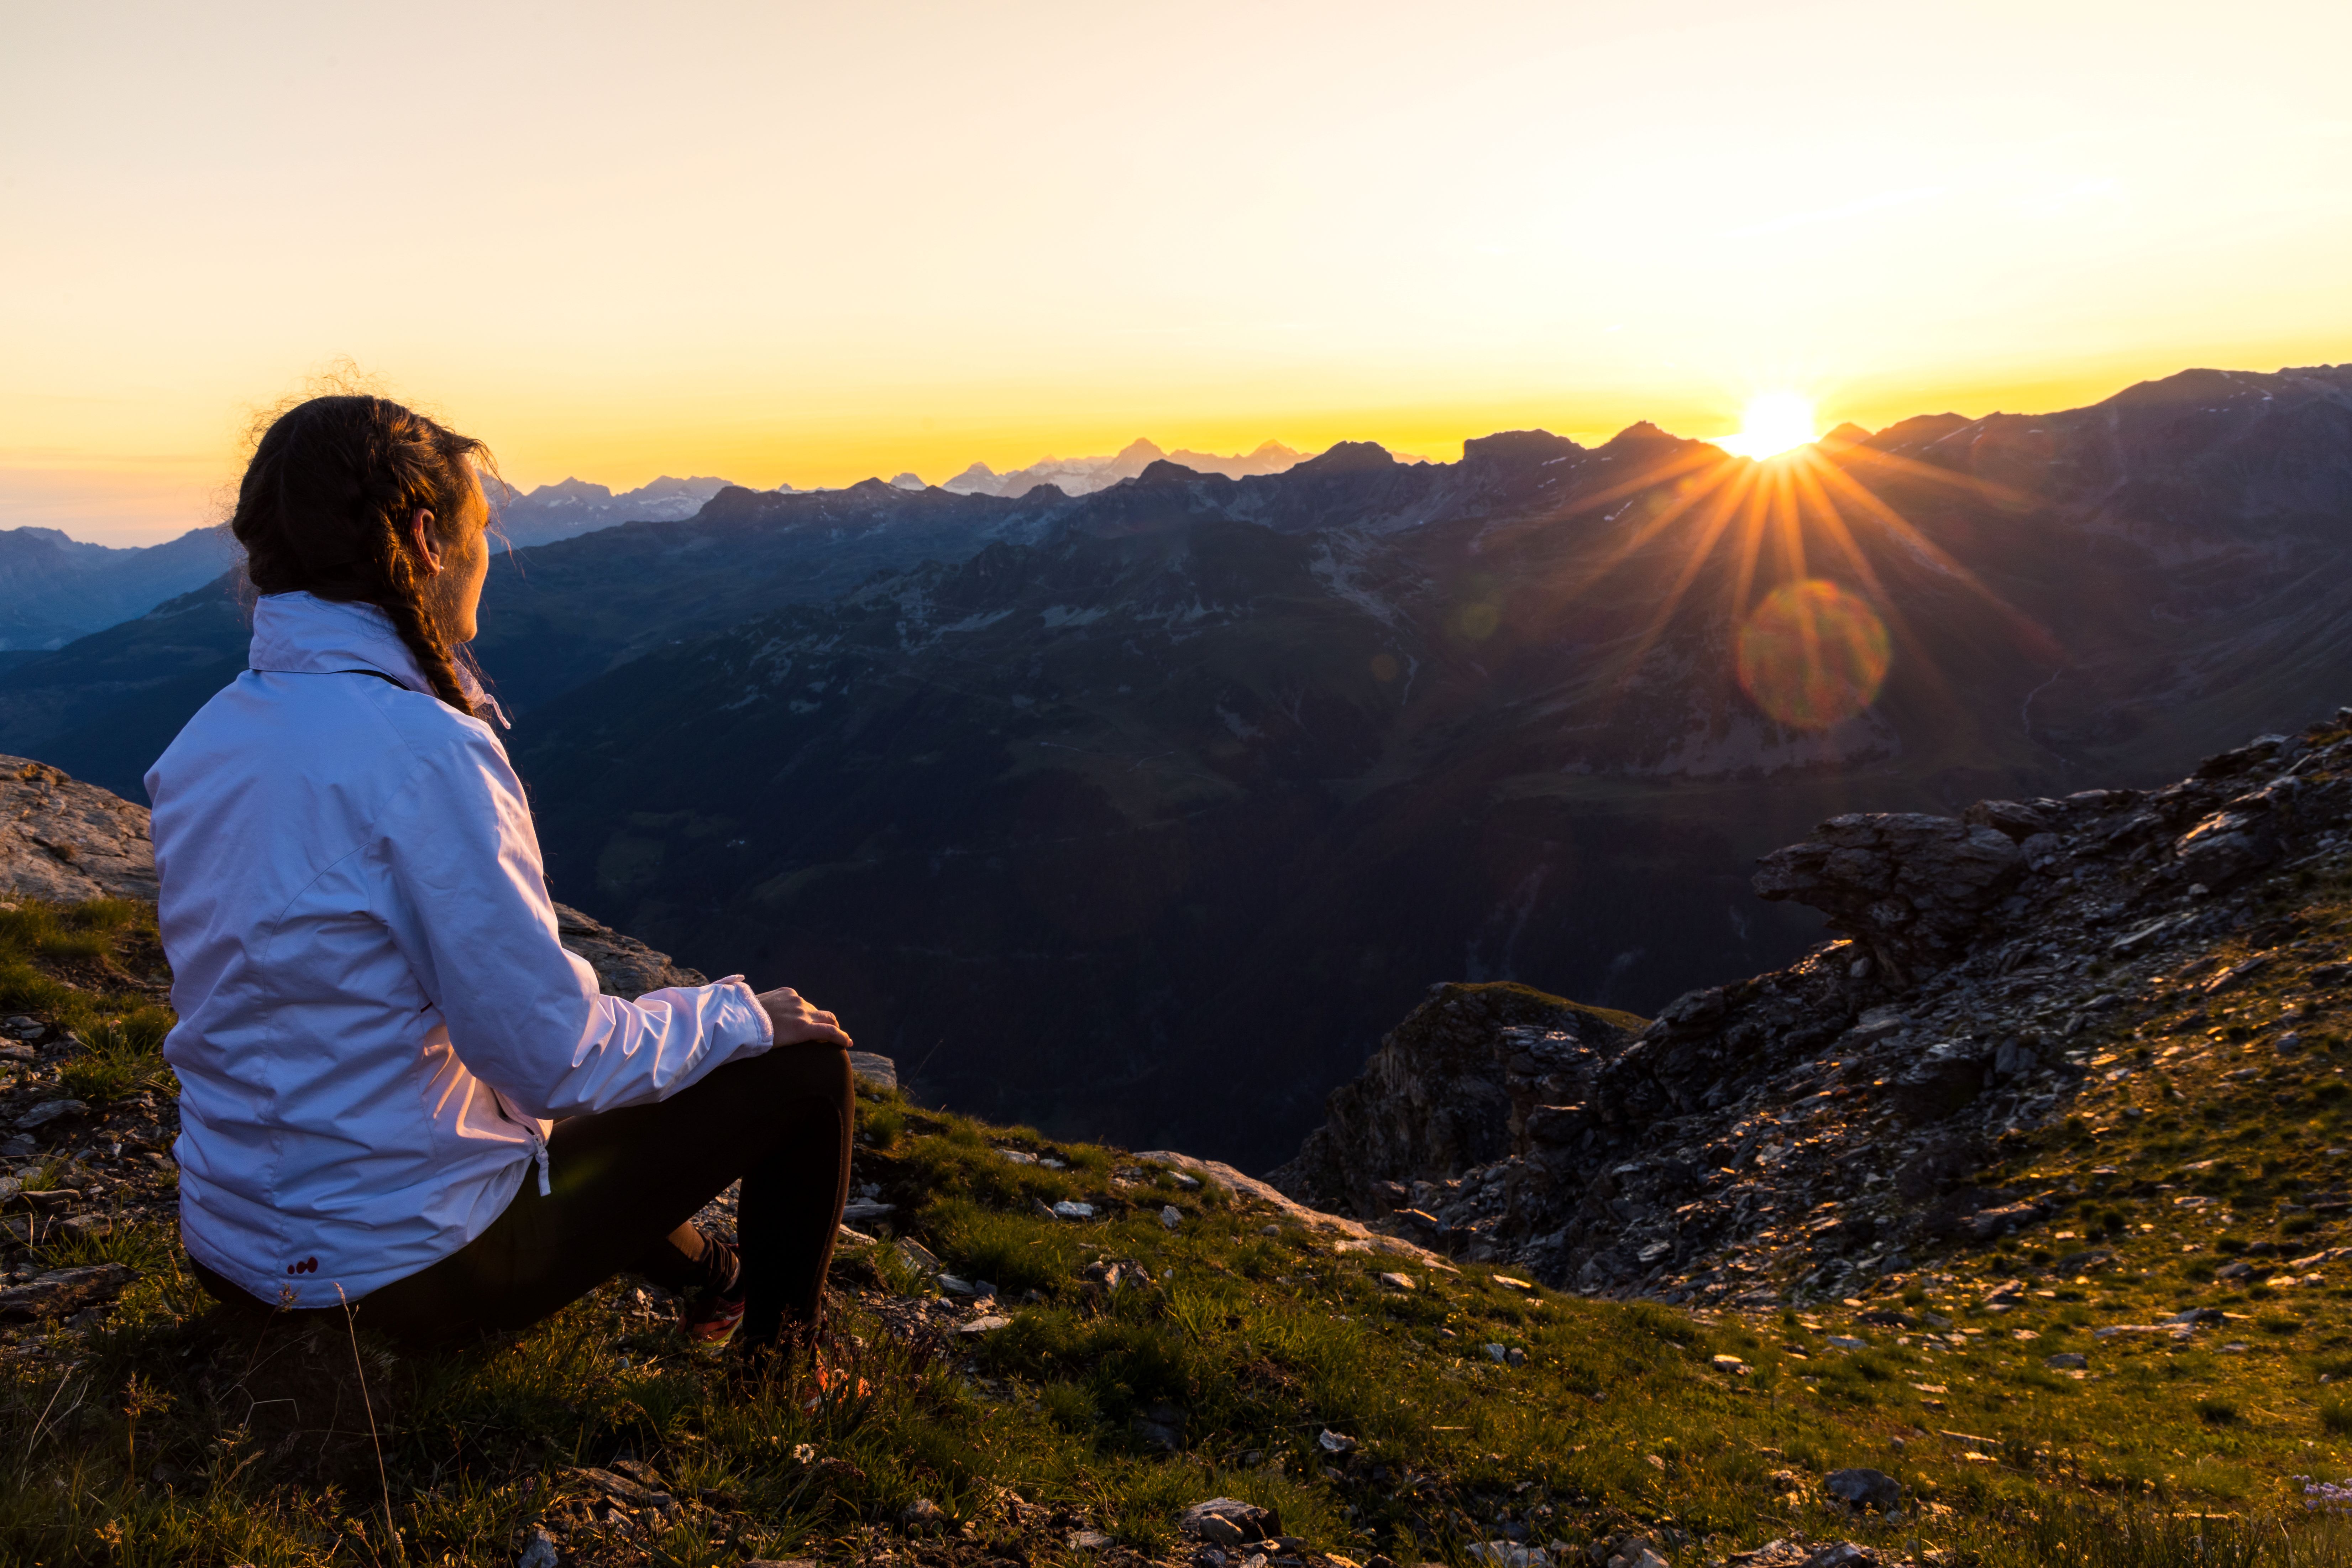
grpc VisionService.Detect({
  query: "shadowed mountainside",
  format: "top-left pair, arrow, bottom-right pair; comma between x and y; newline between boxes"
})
0,526 -> 237,651
5,365 -> 2350,1169
507,365 -> 2352,1168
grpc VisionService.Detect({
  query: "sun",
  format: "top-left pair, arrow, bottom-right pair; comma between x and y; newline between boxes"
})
1718,390 -> 1819,460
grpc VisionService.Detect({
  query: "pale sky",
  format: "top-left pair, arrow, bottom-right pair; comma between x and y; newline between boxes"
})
5,0 -> 2350,544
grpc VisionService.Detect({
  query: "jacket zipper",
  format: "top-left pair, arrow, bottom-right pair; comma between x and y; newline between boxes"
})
489,1083 -> 552,1195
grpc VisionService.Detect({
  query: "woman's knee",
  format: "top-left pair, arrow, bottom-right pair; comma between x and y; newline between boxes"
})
732,1039 -> 853,1108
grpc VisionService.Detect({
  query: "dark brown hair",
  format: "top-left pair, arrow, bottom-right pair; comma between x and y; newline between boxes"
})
231,394 -> 491,711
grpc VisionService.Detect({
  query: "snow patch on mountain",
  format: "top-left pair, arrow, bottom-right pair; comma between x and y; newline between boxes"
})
494,476 -> 739,547
944,439 -> 1310,498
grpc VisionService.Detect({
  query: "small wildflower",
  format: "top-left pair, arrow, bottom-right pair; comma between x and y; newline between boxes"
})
2300,1477 -> 2352,1512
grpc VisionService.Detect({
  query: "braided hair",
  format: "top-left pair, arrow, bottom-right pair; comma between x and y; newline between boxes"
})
231,395 -> 491,713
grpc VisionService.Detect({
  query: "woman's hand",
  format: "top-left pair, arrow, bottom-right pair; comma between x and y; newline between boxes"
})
755,985 -> 851,1048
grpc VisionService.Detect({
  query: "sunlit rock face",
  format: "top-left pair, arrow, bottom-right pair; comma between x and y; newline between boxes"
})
1270,716 -> 2352,1299
0,757 -> 157,902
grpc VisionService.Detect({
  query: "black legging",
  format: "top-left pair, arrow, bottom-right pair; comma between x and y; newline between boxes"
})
190,1042 -> 854,1349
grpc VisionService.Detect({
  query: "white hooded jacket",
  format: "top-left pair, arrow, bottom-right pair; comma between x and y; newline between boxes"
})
145,592 -> 773,1307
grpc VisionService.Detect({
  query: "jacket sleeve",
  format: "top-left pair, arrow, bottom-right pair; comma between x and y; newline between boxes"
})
374,723 -> 773,1119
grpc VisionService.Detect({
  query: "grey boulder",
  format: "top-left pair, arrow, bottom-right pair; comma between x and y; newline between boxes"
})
1180,1498 -> 1277,1545
1823,1466 -> 1903,1512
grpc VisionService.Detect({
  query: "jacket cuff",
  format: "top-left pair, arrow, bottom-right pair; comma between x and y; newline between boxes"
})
712,975 -> 774,1052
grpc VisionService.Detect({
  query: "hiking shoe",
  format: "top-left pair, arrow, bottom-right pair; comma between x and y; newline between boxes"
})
681,1239 -> 745,1348
685,1286 -> 747,1347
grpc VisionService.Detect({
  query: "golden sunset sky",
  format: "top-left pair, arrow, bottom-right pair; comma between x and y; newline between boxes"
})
5,0 -> 2349,544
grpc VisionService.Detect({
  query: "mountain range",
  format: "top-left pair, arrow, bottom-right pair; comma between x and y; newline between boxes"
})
5,363 -> 2349,1169
0,447 -> 1317,647
491,474 -> 742,547
0,526 -> 237,650
0,476 -> 744,649
938,437 -> 1315,498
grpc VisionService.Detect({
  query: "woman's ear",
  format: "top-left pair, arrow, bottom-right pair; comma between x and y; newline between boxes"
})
408,509 -> 446,577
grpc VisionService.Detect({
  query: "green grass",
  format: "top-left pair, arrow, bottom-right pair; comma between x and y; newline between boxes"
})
10,1082 -> 2352,1568
56,1007 -> 174,1103
0,897 -> 162,1038
24,882 -> 2352,1564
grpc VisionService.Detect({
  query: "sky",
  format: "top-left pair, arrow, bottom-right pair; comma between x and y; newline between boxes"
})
5,1 -> 2350,546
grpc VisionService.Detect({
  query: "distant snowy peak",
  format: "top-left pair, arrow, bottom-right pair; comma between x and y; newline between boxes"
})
941,438 -> 1311,498
1167,439 -> 1311,479
495,475 -> 740,547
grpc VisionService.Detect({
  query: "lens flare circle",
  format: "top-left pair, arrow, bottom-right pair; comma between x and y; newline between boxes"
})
1720,391 -> 1819,459
1735,578 -> 1891,730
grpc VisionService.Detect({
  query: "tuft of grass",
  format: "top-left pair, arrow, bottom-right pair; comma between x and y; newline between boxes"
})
860,1097 -> 906,1150
57,1007 -> 174,1103
35,1216 -> 183,1276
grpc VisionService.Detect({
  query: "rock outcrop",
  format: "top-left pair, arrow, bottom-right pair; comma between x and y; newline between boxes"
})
550,903 -> 708,997
1268,984 -> 1645,1216
1749,812 -> 2024,986
1273,713 -> 2352,1304
0,757 -> 157,903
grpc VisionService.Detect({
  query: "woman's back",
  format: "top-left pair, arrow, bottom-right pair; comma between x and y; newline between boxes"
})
151,592 -> 557,1302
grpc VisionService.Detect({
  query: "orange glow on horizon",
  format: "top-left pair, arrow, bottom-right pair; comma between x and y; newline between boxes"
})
11,350 -> 2338,549
5,2 -> 2350,544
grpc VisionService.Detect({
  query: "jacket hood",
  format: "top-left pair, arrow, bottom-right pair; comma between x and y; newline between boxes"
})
248,593 -> 504,724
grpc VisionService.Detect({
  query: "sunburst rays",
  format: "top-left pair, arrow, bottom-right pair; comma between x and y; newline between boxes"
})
1508,429 -> 2055,733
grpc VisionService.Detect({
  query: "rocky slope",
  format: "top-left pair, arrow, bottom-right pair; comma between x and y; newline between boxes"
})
12,744 -> 2352,1566
1273,709 -> 2352,1304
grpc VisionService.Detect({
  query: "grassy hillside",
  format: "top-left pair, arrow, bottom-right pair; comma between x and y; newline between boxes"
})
10,902 -> 2352,1565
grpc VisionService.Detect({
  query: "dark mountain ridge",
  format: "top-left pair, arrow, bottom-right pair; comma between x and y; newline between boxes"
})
5,363 -> 2348,1173
496,364 -> 2352,1168
0,525 -> 237,650
0,480 -> 1079,793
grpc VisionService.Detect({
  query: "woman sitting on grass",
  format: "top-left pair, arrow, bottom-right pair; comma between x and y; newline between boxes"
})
145,392 -> 853,1372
